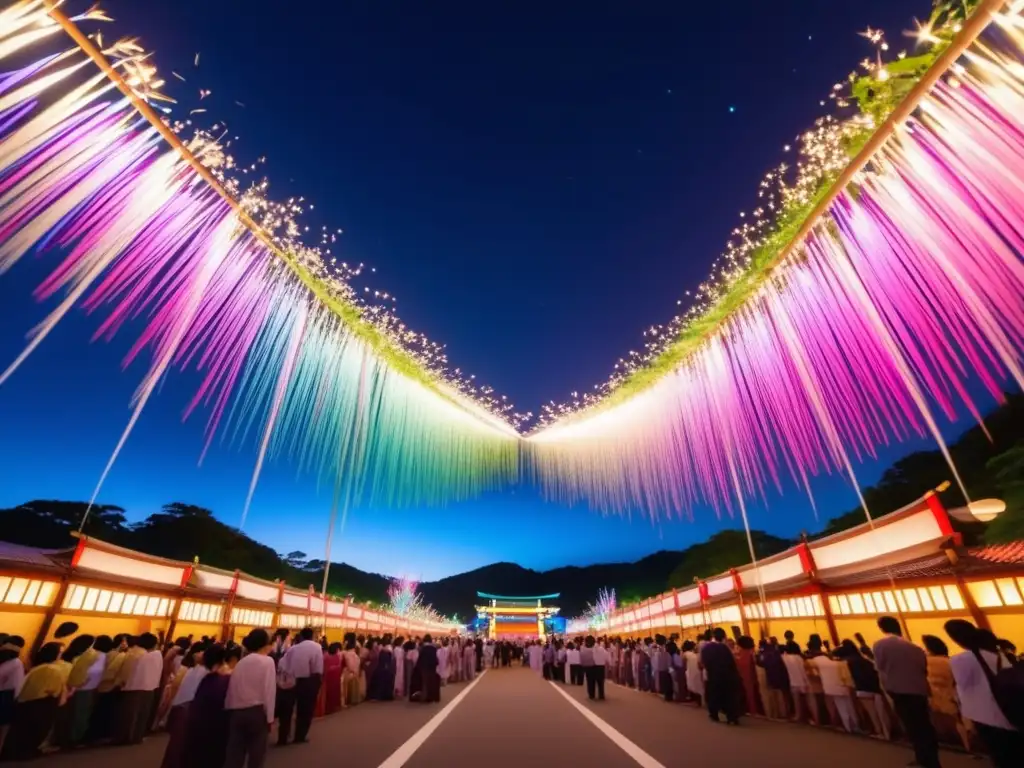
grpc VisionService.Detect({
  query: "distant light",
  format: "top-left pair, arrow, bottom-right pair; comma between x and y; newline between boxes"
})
948,498 -> 1006,523
728,105 -> 736,113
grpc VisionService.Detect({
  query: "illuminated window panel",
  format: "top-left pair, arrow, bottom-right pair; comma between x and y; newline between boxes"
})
903,589 -> 922,613
179,601 -> 223,624
22,580 -> 41,606
849,594 -> 866,614
928,586 -> 948,611
94,590 -> 112,613
838,595 -> 851,614
995,579 -> 1023,606
0,578 -> 58,607
62,585 -> 174,617
828,596 -> 841,614
917,588 -> 935,612
967,581 -> 1003,609
65,585 -> 85,610
883,592 -> 898,613
7,579 -> 31,605
278,613 -> 308,629
944,585 -> 965,610
82,588 -> 99,612
231,607 -> 274,627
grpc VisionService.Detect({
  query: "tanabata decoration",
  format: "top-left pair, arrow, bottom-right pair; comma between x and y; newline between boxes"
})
0,1 -> 520,545
0,0 -> 1022,565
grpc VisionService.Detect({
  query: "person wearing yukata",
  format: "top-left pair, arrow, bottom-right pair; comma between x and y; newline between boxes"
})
436,639 -> 449,687
393,636 -> 405,698
412,636 -> 440,703
0,635 -> 26,757
116,632 -> 162,745
1,642 -> 65,761
701,628 -> 742,725
341,637 -> 361,708
462,640 -> 476,682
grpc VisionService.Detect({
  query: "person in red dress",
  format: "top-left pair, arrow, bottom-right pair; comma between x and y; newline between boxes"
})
319,644 -> 343,716
735,636 -> 760,716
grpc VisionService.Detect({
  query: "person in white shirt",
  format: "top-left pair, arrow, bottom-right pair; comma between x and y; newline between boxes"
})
0,635 -> 26,756
225,629 -> 276,768
276,628 -> 323,746
463,640 -> 476,681
682,641 -> 703,705
393,636 -> 406,697
945,620 -> 1021,768
583,636 -> 608,700
436,639 -> 449,687
566,643 -> 581,685
116,632 -> 162,745
161,642 -> 207,768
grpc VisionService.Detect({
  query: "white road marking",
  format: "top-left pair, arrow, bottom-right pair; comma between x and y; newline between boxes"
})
376,671 -> 487,767
549,681 -> 668,768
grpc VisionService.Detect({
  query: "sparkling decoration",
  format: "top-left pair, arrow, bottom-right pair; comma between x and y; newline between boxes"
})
580,587 -> 617,630
535,1 -> 985,427
387,576 -> 448,624
2,0 -> 1024,544
528,0 -> 1023,524
0,1 -> 520,527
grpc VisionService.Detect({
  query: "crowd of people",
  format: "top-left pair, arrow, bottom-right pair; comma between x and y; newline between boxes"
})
528,616 -> 1020,767
0,625 -> 493,767
0,616 -> 1020,767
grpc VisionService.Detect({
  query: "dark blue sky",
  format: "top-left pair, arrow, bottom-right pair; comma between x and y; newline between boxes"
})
0,0 -> 979,580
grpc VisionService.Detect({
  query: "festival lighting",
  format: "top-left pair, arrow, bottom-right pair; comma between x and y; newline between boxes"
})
0,1 -> 520,528
529,0 -> 1023,527
1,0 -> 1022,547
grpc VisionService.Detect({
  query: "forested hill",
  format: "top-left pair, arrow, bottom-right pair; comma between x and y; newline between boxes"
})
1,395 -> 1020,619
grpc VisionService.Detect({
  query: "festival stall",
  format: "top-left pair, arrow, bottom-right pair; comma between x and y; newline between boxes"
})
573,491 -> 1024,647
0,534 -> 456,652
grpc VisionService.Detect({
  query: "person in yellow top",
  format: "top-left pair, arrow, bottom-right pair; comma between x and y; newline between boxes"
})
89,633 -> 129,743
113,637 -> 147,690
54,635 -> 107,749
922,634 -> 973,753
0,643 -> 65,760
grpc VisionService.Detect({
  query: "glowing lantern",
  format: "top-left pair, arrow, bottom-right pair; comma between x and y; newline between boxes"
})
948,499 -> 1006,523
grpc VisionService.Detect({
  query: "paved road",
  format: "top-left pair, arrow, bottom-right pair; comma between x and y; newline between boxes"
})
8,667 -> 982,767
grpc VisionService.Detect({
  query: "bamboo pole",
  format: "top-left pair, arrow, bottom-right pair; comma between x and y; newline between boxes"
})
43,2 -> 292,265
768,0 -> 1006,271
42,1 -> 515,437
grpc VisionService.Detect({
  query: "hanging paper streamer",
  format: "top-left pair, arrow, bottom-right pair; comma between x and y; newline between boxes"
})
0,2 -> 519,524
528,4 -> 1024,520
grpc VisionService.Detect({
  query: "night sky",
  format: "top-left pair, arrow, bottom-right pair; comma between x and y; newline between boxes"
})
0,0 -> 982,580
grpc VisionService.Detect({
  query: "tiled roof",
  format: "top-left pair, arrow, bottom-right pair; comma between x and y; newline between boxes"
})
969,541 -> 1024,565
0,541 -> 69,570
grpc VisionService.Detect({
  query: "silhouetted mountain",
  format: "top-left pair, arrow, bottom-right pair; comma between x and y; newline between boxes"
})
418,532 -> 793,619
